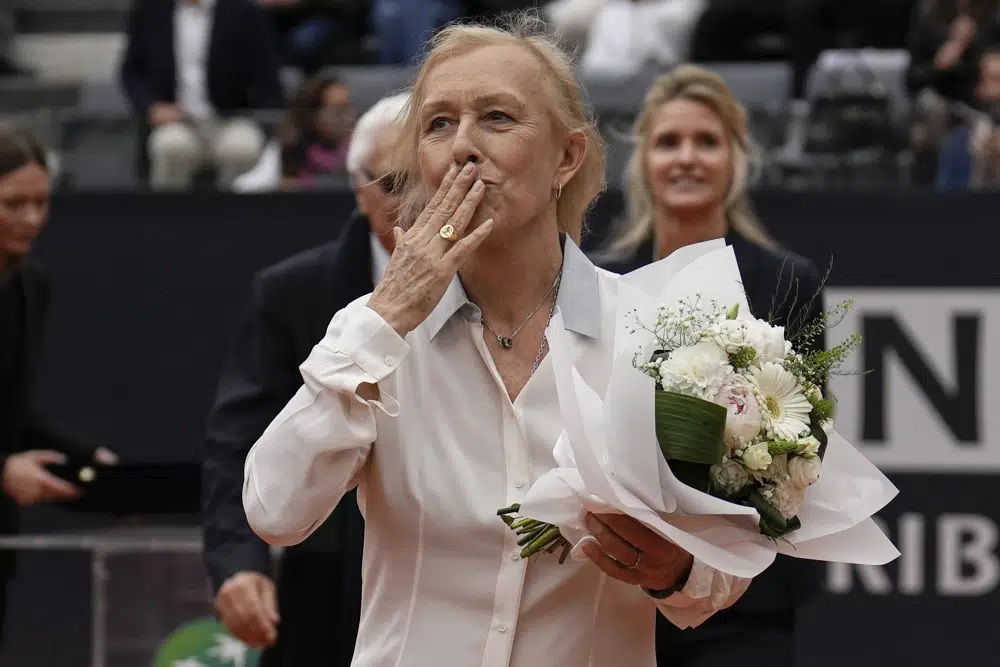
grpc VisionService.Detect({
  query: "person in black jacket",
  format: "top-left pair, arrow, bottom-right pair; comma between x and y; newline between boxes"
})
119,0 -> 285,190
201,93 -> 407,666
0,125 -> 117,641
598,66 -> 823,667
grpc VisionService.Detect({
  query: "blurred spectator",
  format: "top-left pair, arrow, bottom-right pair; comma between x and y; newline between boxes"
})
907,0 -> 998,103
202,93 -> 407,666
689,1 -> 917,100
120,0 -> 285,190
0,125 -> 118,643
278,74 -> 357,189
907,0 -> 1000,182
370,0 -> 463,64
262,0 -> 371,72
546,0 -> 605,51
0,5 -> 29,77
936,45 -> 1000,187
576,0 -> 708,79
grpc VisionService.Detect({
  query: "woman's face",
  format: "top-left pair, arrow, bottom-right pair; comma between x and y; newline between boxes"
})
315,83 -> 355,141
416,44 -> 577,235
0,162 -> 50,262
644,98 -> 733,221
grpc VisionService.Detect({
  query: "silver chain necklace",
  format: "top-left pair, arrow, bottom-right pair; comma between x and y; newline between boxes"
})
481,264 -> 562,350
530,276 -> 562,373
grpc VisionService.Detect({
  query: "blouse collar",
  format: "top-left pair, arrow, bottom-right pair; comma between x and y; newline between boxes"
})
424,234 -> 602,342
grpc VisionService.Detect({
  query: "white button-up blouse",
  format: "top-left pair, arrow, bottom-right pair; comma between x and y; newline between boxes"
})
244,240 -> 749,667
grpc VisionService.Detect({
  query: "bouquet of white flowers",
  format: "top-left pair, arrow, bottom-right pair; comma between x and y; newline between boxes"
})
628,294 -> 856,538
498,240 -> 898,578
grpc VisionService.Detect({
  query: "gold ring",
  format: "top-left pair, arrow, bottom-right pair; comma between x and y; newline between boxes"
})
439,224 -> 459,242
625,549 -> 641,570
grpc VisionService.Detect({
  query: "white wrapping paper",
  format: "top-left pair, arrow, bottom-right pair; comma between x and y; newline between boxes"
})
519,241 -> 899,578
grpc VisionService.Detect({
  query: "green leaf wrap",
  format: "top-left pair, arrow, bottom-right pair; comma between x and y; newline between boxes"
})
654,390 -> 727,492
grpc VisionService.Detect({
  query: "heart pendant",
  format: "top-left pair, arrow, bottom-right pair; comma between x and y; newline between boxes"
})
499,336 -> 514,349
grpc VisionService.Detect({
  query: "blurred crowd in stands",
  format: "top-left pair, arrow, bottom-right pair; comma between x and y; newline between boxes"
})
1,1 -> 999,191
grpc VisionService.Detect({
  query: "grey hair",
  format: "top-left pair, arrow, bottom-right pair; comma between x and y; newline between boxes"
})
346,92 -> 411,179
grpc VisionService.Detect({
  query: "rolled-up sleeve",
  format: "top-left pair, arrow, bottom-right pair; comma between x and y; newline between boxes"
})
243,300 -> 409,547
654,559 -> 752,629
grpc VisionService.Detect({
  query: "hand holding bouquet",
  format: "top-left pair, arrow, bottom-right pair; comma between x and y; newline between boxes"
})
499,240 -> 898,578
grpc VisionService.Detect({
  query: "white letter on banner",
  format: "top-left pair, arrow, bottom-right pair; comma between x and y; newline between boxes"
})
899,513 -> 925,595
938,514 -> 999,596
827,517 -> 894,595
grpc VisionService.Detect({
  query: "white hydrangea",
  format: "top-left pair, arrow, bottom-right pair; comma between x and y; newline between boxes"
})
657,341 -> 732,401
710,459 -> 751,496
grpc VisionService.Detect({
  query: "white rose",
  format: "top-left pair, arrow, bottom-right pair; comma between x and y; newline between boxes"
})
796,435 -> 821,457
713,376 -> 762,452
788,455 -> 822,489
741,442 -> 772,471
743,319 -> 788,363
657,341 -> 732,401
710,459 -> 751,496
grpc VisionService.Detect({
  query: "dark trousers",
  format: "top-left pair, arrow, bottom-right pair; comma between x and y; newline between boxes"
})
259,546 -> 364,667
656,608 -> 796,667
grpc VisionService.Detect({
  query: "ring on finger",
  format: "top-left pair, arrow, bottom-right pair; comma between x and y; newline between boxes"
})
439,223 -> 459,242
625,548 -> 641,570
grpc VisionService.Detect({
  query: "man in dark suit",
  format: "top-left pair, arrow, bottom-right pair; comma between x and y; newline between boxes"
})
602,232 -> 824,667
202,93 -> 408,666
120,0 -> 285,190
0,125 -> 116,640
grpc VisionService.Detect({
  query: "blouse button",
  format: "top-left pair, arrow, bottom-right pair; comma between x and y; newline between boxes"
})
510,552 -> 520,561
497,623 -> 508,633
384,355 -> 396,366
514,480 -> 525,489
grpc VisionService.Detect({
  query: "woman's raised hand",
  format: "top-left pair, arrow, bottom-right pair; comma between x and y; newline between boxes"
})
368,161 -> 494,337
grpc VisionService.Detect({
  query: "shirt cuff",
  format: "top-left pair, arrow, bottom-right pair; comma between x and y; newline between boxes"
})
316,304 -> 410,415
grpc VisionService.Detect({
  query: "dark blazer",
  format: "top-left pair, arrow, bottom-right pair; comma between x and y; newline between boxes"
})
601,233 -> 824,667
120,0 -> 285,116
1,262 -> 98,625
202,214 -> 373,667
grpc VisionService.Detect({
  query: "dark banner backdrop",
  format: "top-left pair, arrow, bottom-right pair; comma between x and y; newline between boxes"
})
1,191 -> 995,665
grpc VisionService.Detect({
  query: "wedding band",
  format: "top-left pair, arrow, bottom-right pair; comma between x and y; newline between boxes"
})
439,224 -> 459,242
626,549 -> 641,570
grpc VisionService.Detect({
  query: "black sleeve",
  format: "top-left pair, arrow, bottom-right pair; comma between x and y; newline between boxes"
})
202,271 -> 301,592
23,419 -> 99,462
119,1 -> 156,115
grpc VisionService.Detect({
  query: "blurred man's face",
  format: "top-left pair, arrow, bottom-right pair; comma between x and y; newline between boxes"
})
354,135 -> 401,251
978,53 -> 1000,107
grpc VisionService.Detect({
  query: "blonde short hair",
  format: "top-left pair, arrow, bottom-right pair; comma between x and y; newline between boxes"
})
609,65 -> 773,257
389,12 -> 606,243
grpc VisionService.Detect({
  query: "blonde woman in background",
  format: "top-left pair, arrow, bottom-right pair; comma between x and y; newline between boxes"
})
600,65 -> 824,667
244,15 -> 750,667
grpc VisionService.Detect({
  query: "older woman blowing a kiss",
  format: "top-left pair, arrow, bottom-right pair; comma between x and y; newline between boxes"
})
243,15 -> 749,667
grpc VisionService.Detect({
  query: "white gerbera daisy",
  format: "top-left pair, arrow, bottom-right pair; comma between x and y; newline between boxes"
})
749,362 -> 811,440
